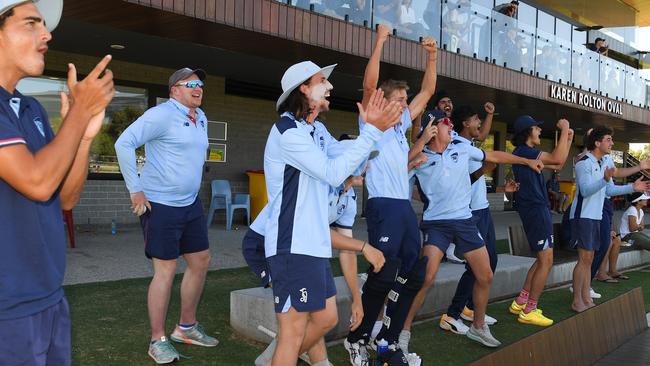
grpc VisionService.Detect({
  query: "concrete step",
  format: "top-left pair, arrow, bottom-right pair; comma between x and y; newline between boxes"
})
230,250 -> 650,343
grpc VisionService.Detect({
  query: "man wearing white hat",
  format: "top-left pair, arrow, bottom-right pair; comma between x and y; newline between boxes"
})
262,60 -> 401,366
0,1 -> 115,365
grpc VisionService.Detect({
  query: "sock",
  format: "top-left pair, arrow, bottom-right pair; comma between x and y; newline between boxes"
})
370,320 -> 383,340
179,322 -> 196,330
311,359 -> 330,366
516,288 -> 530,305
523,298 -> 538,314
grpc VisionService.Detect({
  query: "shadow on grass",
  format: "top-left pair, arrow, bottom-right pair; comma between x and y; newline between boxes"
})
66,262 -> 649,366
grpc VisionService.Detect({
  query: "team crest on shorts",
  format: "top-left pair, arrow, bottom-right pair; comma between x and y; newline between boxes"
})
299,288 -> 308,303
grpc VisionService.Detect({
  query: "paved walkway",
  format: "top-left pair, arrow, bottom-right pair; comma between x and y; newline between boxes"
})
594,328 -> 650,366
64,209 -> 629,285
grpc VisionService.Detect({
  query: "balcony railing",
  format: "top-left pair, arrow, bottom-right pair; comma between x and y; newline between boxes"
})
277,0 -> 650,109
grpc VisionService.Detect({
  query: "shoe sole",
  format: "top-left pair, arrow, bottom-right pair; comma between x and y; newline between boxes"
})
439,320 -> 468,335
148,349 -> 178,364
517,317 -> 553,327
466,331 -> 500,348
170,334 -> 218,347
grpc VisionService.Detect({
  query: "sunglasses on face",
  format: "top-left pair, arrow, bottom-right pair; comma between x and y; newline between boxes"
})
175,80 -> 204,89
433,117 -> 453,128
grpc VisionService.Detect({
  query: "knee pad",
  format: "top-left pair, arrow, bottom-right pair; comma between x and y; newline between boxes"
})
364,258 -> 401,294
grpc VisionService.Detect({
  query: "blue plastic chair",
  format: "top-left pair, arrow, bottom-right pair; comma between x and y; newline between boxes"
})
206,180 -> 250,230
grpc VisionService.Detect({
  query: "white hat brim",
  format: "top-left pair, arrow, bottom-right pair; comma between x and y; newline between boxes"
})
276,63 -> 337,111
632,193 -> 650,203
34,0 -> 63,32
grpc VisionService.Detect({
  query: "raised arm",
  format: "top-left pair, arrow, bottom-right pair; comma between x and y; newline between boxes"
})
361,24 -> 391,108
0,56 -> 114,203
485,150 -> 544,173
613,159 -> 650,178
408,37 -> 438,120
476,102 -> 495,142
539,119 -> 573,169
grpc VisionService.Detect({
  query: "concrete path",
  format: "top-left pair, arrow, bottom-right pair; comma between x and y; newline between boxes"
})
64,209 -> 628,285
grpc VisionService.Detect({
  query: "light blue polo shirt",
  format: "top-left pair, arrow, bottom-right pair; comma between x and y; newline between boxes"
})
454,135 -> 490,211
414,142 -> 486,221
362,109 -> 412,200
115,98 -> 209,207
263,113 -> 382,258
570,152 -> 634,220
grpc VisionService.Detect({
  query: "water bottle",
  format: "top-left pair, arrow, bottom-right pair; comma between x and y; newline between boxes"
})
376,338 -> 388,365
111,219 -> 117,235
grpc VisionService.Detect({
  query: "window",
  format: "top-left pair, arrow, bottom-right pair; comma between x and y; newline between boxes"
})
16,76 -> 148,176
537,10 -> 554,34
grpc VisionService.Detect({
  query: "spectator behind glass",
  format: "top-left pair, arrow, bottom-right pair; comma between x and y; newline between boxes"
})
441,0 -> 472,52
397,0 -> 430,37
494,0 -> 519,19
588,37 -> 609,57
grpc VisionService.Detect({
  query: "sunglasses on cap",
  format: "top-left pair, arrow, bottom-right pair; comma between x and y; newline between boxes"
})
175,80 -> 204,89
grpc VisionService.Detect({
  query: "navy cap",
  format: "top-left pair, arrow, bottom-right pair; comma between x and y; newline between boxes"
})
513,115 -> 543,134
418,109 -> 448,138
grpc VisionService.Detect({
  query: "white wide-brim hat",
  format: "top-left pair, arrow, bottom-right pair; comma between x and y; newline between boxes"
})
632,193 -> 650,203
276,61 -> 336,111
0,0 -> 63,31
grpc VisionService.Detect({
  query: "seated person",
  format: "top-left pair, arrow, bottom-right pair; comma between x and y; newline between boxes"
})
619,192 -> 650,251
594,230 -> 626,282
546,171 -> 569,213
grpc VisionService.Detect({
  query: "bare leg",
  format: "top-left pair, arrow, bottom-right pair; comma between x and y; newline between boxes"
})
608,234 -> 622,276
595,244 -> 612,281
572,249 -> 594,312
179,249 -> 211,325
272,308 -> 309,366
520,260 -> 539,296
298,296 -> 338,355
149,258 -> 178,340
306,338 -> 328,365
528,249 -> 553,303
402,245 -> 444,330
463,246 -> 494,328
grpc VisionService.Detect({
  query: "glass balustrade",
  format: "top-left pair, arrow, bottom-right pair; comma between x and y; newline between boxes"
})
280,0 -> 647,108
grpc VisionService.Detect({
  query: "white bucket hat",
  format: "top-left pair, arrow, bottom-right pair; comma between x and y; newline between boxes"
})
0,0 -> 63,32
632,193 -> 650,203
276,61 -> 336,111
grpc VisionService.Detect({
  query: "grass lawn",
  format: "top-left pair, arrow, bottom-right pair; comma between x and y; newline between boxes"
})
66,262 -> 649,365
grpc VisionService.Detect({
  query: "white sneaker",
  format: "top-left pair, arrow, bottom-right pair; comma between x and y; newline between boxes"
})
569,286 -> 602,299
398,330 -> 411,354
466,324 -> 501,348
344,339 -> 369,366
404,352 -> 422,366
620,241 -> 632,247
439,314 -> 470,335
446,243 -> 466,264
460,306 -> 498,325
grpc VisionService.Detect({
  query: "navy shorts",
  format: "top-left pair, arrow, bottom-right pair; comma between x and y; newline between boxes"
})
366,198 -> 421,275
571,218 -> 601,251
518,206 -> 554,252
421,218 -> 485,254
267,253 -> 336,313
0,297 -> 71,366
140,198 -> 210,260
242,228 -> 270,287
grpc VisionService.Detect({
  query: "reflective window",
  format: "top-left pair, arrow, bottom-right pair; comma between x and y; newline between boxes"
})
515,1 -> 536,27
537,10 -> 554,34
16,76 -> 148,175
393,0 -> 433,41
556,19 -> 571,41
441,0 -> 491,59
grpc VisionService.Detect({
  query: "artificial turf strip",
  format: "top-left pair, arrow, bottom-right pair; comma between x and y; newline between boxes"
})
66,265 -> 649,365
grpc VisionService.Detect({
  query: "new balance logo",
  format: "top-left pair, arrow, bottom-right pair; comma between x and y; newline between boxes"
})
388,290 -> 399,302
274,296 -> 279,304
379,236 -> 390,243
299,288 -> 308,303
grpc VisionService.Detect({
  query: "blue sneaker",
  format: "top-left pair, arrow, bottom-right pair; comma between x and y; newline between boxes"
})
170,322 -> 219,347
148,336 -> 180,364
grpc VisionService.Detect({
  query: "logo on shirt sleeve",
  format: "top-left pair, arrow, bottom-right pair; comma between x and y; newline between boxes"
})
33,117 -> 45,137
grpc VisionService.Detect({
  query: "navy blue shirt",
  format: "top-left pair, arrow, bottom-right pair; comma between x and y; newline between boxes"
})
0,87 -> 65,320
512,145 -> 548,209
